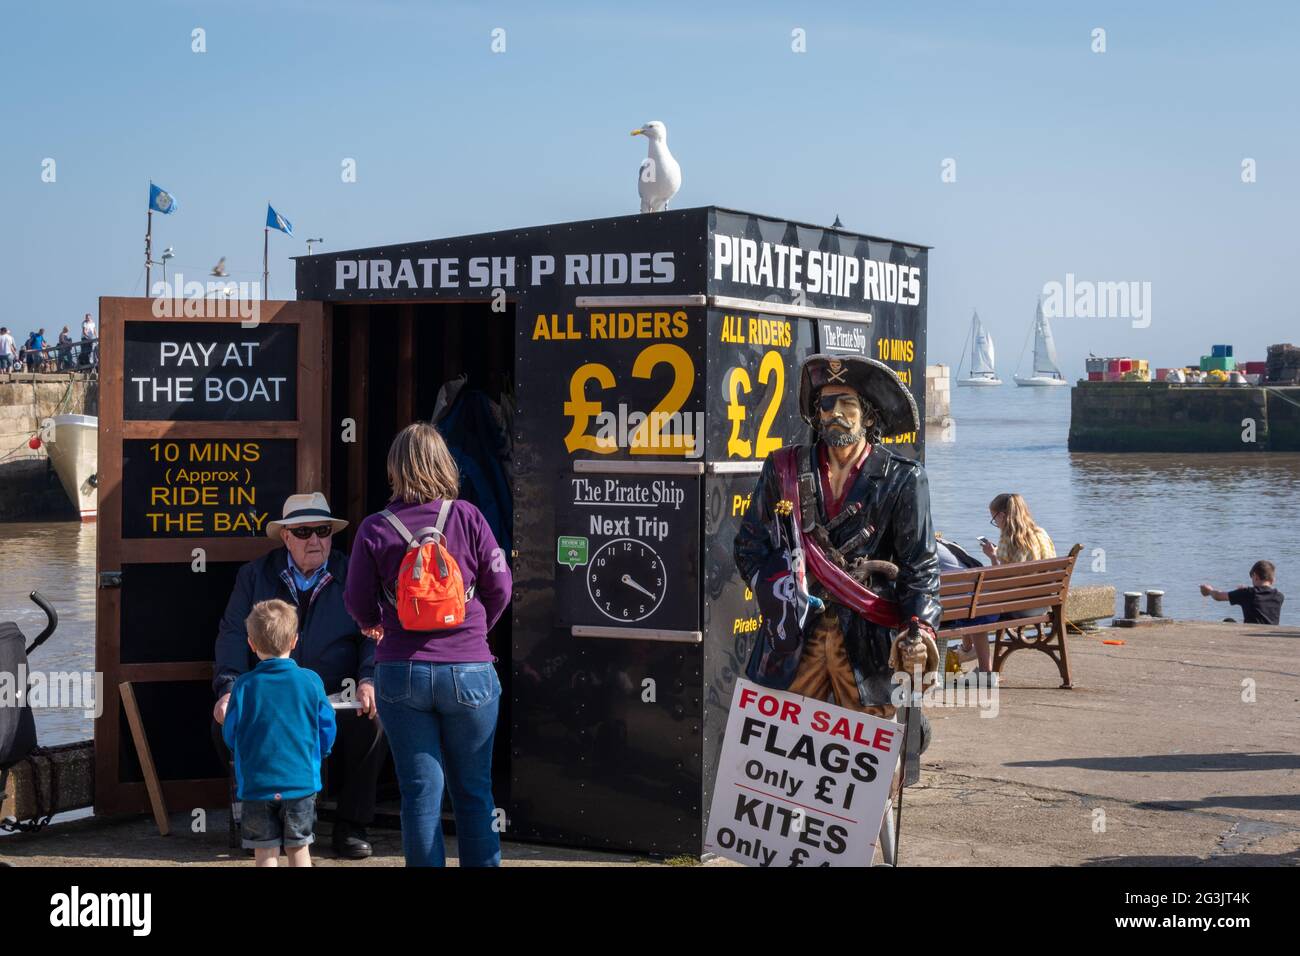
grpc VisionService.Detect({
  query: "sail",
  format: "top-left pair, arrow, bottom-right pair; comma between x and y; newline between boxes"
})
971,312 -> 996,375
1032,299 -> 1062,377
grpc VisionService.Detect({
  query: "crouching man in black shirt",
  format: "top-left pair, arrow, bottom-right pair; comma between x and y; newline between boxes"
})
1200,560 -> 1285,625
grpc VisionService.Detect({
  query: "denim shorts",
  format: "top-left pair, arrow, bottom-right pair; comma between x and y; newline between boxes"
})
241,794 -> 317,849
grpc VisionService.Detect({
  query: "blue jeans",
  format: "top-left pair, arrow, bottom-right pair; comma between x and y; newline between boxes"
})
374,660 -> 501,867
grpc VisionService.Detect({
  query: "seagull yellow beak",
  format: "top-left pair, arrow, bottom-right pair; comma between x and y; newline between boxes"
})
630,128 -> 644,136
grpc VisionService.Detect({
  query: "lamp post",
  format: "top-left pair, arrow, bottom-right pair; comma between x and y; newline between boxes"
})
306,237 -> 324,256
160,247 -> 175,288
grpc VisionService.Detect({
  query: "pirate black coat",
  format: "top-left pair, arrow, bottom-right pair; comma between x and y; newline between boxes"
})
734,439 -> 941,709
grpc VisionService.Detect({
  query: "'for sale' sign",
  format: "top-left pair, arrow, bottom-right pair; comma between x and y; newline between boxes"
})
705,679 -> 902,866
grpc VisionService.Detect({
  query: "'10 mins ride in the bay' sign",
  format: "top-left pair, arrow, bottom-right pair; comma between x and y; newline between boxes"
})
706,679 -> 902,866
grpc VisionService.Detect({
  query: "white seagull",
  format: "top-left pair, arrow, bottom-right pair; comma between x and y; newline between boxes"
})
631,121 -> 681,213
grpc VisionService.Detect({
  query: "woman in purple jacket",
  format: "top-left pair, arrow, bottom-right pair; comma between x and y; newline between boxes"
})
344,422 -> 512,867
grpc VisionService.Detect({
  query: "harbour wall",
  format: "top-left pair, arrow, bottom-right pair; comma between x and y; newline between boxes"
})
1069,381 -> 1300,452
0,375 -> 98,520
925,363 -> 951,425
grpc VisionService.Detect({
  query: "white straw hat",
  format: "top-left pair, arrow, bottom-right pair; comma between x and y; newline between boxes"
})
266,492 -> 348,539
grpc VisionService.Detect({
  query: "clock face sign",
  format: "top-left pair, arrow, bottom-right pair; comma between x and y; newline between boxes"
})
587,537 -> 666,622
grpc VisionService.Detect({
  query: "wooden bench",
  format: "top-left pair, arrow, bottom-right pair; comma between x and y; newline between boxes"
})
938,544 -> 1083,688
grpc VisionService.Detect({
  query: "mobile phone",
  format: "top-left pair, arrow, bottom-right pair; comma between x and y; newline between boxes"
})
977,535 -> 992,546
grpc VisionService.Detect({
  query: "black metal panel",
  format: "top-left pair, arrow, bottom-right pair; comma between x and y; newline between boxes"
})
700,470 -> 760,833
120,439 -> 297,538
118,681 -> 226,782
707,208 -> 929,462
120,562 -> 244,664
705,308 -> 817,461
501,213 -> 708,854
296,208 -> 707,301
555,474 -> 700,631
699,305 -> 819,828
123,322 -> 298,421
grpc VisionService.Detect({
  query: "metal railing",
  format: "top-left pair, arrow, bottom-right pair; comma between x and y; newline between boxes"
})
1,336 -> 99,373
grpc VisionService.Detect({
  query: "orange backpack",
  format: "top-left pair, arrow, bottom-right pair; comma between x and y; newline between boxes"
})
381,502 -> 470,631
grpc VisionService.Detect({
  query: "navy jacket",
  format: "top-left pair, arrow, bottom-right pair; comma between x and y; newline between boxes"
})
213,548 -> 375,699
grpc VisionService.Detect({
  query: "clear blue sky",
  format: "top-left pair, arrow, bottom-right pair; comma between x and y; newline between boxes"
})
3,0 -> 1296,375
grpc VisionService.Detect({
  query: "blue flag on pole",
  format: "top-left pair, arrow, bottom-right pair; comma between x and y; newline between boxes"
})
266,204 -> 293,236
149,182 -> 178,214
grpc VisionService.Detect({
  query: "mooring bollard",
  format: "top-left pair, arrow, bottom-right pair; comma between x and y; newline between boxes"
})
1146,589 -> 1164,618
1123,591 -> 1142,619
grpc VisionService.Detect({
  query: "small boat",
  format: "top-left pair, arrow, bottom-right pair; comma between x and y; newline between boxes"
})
955,311 -> 1003,386
45,414 -> 98,521
1014,299 -> 1068,387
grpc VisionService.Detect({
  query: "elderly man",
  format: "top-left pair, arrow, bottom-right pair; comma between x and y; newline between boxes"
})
734,354 -> 941,737
212,492 -> 387,859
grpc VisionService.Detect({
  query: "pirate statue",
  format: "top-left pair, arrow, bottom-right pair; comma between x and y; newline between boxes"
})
734,353 -> 941,737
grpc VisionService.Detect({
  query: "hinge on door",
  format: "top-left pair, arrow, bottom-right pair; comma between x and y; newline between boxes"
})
99,570 -> 123,589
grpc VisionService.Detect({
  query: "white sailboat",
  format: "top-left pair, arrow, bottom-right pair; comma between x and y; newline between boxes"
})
955,311 -> 1003,386
45,413 -> 98,521
1014,299 -> 1068,387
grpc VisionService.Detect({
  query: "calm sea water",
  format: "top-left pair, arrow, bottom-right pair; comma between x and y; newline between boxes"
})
926,386 -> 1299,627
0,521 -> 98,747
2,388 -> 1296,747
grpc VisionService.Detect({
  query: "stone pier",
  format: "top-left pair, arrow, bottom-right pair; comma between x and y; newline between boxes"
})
1069,381 -> 1300,452
0,374 -> 98,520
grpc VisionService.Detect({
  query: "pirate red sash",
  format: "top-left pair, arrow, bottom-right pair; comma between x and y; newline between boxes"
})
772,446 -> 902,629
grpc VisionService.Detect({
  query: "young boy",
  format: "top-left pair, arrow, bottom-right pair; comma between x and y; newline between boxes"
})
1200,560 -> 1285,626
222,599 -> 337,866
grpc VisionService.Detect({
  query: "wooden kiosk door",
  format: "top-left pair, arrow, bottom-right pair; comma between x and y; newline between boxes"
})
94,297 -> 327,815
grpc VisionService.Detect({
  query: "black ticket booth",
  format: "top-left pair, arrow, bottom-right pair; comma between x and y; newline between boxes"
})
95,207 -> 929,857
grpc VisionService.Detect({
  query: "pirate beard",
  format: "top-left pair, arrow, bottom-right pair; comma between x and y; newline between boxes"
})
818,416 -> 867,447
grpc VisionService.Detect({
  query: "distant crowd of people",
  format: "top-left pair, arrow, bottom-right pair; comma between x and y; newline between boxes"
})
0,313 -> 97,373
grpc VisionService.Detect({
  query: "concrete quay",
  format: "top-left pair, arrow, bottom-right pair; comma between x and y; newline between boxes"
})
1,620 -> 1295,867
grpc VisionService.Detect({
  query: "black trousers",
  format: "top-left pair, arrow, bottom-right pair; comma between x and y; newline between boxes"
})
211,710 -> 388,825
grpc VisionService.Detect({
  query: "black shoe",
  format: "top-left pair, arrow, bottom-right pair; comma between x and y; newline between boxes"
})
332,821 -> 373,859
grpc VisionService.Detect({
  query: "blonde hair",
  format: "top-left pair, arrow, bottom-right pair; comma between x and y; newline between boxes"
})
990,493 -> 1045,563
246,599 -> 298,656
387,422 -> 460,504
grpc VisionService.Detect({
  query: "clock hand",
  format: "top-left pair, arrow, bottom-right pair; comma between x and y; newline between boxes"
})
620,574 -> 656,600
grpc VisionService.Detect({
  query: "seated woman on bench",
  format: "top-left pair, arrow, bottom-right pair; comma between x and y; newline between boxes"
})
962,493 -> 1056,679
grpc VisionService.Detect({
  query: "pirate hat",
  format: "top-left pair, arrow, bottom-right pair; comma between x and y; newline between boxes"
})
798,353 -> 919,439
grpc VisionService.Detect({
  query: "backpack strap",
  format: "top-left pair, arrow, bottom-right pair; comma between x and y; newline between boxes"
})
380,509 -> 414,604
380,509 -> 415,546
433,499 -> 453,539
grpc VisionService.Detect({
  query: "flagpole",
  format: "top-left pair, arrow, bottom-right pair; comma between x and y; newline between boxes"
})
263,227 -> 269,300
145,207 -> 153,295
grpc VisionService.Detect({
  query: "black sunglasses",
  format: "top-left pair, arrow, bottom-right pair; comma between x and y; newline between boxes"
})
817,393 -> 861,412
288,524 -> 333,539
